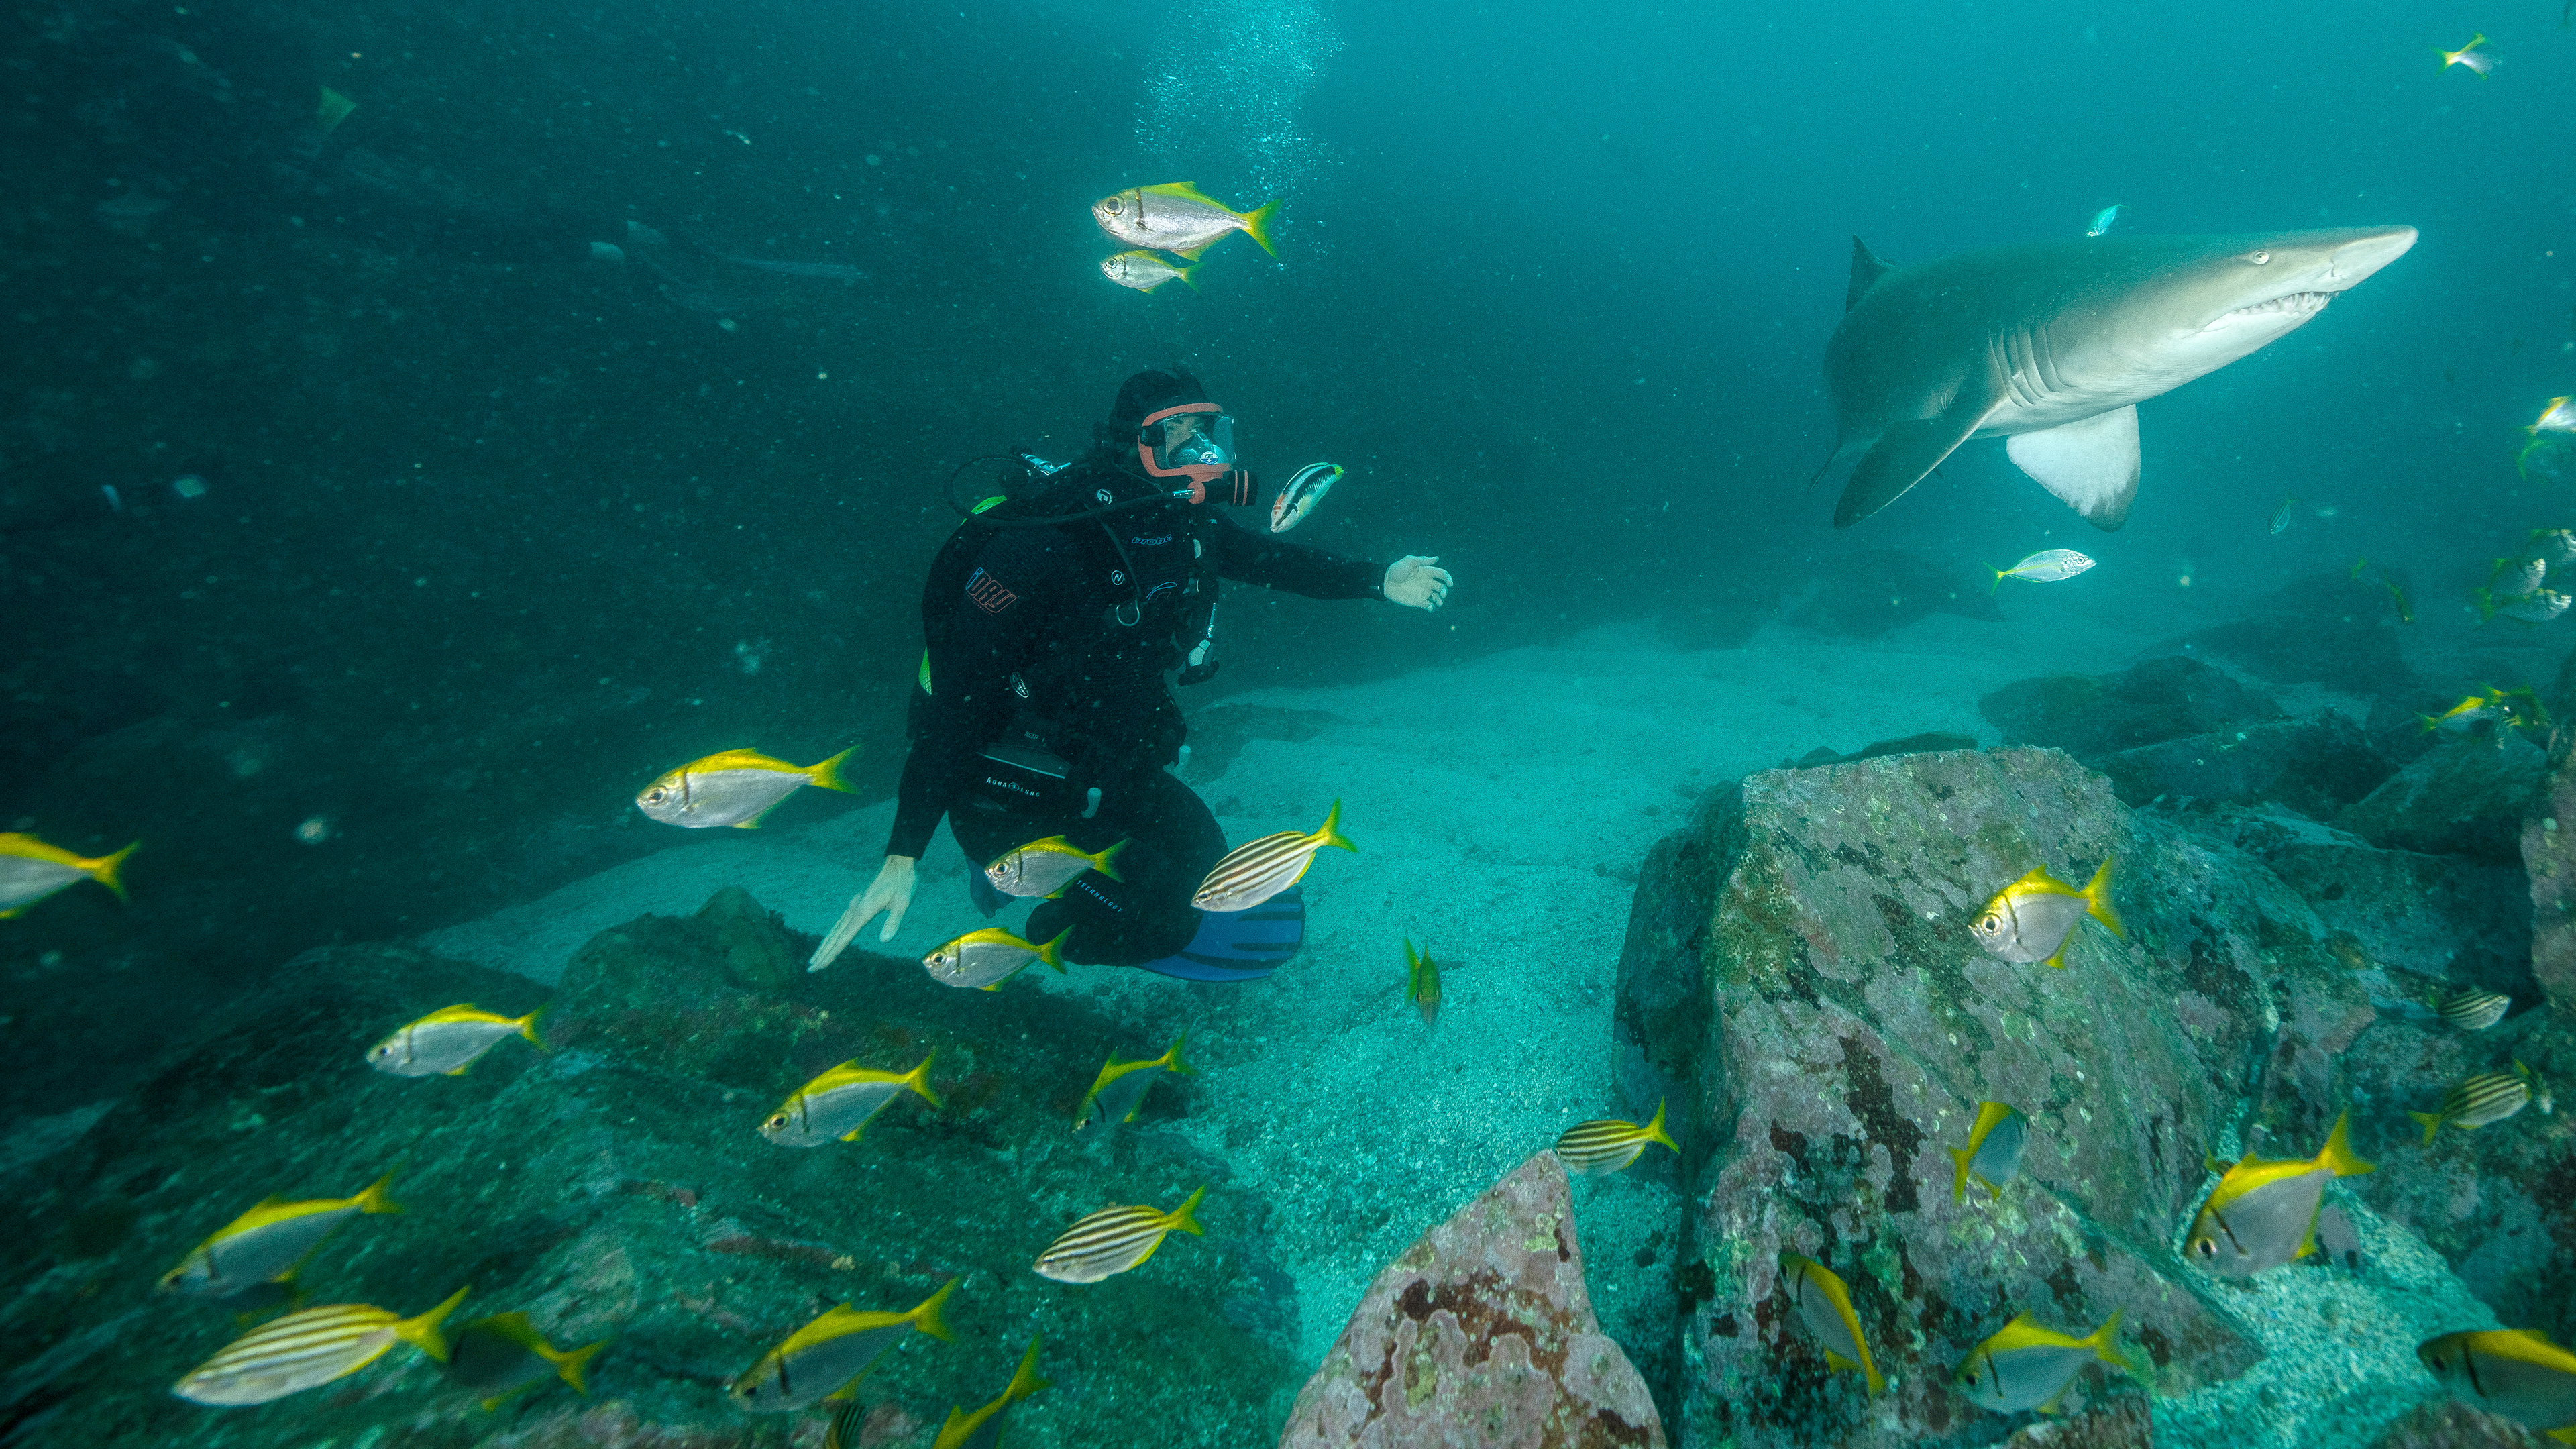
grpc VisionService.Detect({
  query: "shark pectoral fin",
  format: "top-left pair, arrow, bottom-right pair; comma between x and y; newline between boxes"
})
1834,385 -> 1998,528
2005,405 -> 2141,530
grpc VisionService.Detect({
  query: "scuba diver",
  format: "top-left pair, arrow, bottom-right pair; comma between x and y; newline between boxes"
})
813,366 -> 1452,977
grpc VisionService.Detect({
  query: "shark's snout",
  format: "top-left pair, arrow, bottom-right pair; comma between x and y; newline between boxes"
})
2326,225 -> 2418,288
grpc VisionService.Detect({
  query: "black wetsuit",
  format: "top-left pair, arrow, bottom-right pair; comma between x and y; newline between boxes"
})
891,453 -> 1384,965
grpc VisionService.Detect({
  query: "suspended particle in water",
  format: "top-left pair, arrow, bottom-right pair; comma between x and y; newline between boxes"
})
172,474 -> 207,499
295,816 -> 335,844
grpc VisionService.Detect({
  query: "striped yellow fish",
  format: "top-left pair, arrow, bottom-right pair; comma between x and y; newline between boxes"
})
2411,1061 -> 2551,1144
1554,1100 -> 1680,1177
931,1335 -> 1053,1449
1780,1251 -> 1882,1395
1073,1033 -> 1190,1132
158,1172 -> 403,1299
1191,800 -> 1355,912
172,1286 -> 468,1405
1034,1186 -> 1205,1283
729,1279 -> 957,1413
2432,988 -> 2512,1032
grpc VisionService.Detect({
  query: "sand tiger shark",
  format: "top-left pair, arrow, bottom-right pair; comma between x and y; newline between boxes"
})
1820,225 -> 2418,529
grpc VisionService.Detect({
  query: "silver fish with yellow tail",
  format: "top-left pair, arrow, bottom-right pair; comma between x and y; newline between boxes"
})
2186,1111 -> 2373,1277
1947,1101 -> 2027,1203
1955,1311 -> 2127,1414
2419,1328 -> 2576,1433
172,1287 -> 468,1405
728,1280 -> 957,1412
1779,1251 -> 1882,1395
1968,860 -> 2123,969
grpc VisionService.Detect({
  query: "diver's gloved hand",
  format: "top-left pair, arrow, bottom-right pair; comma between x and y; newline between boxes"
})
1383,555 -> 1453,611
810,855 -> 917,972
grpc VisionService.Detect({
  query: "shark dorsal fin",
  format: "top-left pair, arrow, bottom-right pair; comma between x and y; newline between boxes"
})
1846,237 -> 1895,312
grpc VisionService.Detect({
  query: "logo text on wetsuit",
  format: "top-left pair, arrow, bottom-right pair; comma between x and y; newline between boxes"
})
967,568 -> 1018,615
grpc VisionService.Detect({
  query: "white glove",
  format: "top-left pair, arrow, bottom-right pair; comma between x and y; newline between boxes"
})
1383,555 -> 1453,611
810,855 -> 917,971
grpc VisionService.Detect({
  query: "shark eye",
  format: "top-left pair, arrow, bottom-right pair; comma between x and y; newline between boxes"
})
2247,250 -> 2271,265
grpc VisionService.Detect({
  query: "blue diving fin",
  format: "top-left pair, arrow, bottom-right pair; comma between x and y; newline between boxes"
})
1135,888 -> 1305,982
967,868 -> 1008,918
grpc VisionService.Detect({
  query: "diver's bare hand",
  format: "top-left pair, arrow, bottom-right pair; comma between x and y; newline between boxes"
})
810,855 -> 917,972
1384,555 -> 1453,610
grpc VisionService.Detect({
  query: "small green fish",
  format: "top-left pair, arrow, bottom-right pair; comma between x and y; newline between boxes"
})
931,1335 -> 1052,1449
2419,1328 -> 2576,1433
986,835 -> 1127,898
2432,987 -> 2512,1031
1091,182 -> 1281,260
1955,1311 -> 2126,1414
1193,800 -> 1356,912
1779,1251 -> 1882,1395
761,1052 -> 942,1147
2385,578 -> 2416,624
1404,938 -> 1442,1027
1947,1102 -> 2027,1203
159,1173 -> 403,1299
729,1279 -> 957,1413
366,1003 -> 546,1077
635,745 -> 857,829
0,833 -> 136,917
172,1287 -> 467,1405
443,1313 -> 608,1411
1099,250 -> 1200,292
2411,1061 -> 2551,1144
1968,861 -> 2123,969
1073,1032 -> 1190,1132
1988,549 -> 2096,592
2187,1111 -> 2373,1277
1553,1100 -> 1680,1177
1034,1187 -> 1205,1283
923,927 -> 1070,990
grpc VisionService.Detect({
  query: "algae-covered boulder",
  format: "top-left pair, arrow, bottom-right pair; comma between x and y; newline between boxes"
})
1613,747 -> 2487,1447
1277,1150 -> 1664,1448
2088,710 -> 2394,816
0,889 -> 1298,1448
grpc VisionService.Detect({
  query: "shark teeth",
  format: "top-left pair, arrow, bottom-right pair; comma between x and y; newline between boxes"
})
2210,292 -> 2332,328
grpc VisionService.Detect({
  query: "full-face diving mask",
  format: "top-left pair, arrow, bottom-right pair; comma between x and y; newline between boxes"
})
1137,402 -> 1236,485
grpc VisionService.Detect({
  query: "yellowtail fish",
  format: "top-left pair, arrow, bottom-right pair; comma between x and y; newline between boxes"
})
923,926 -> 1071,990
2439,32 -> 2499,76
1404,938 -> 1442,1028
0,833 -> 136,917
158,1173 -> 402,1299
1192,800 -> 1356,912
2385,578 -> 2416,624
760,1051 -> 942,1147
2186,1111 -> 2373,1277
2419,1329 -> 2576,1433
2085,204 -> 2121,237
1091,182 -> 1281,260
2530,529 -> 2576,566
1270,462 -> 1341,535
2494,557 -> 2549,597
2482,589 -> 2573,625
2411,1061 -> 2550,1144
366,1003 -> 546,1077
316,85 -> 354,131
985,835 -> 1126,899
1554,1100 -> 1680,1177
1955,1311 -> 2127,1414
634,745 -> 857,829
1073,1032 -> 1190,1132
2432,987 -> 2512,1031
443,1313 -> 608,1411
2269,496 -> 2297,535
1099,250 -> 1199,292
172,1286 -> 468,1405
1779,1251 -> 1882,1395
1968,861 -> 2123,969
1988,549 -> 2095,592
2532,397 -> 2576,435
1034,1186 -> 1205,1283
931,1335 -> 1052,1449
729,1279 -> 957,1412
2421,692 -> 2508,733
825,1400 -> 871,1449
1947,1101 -> 2028,1203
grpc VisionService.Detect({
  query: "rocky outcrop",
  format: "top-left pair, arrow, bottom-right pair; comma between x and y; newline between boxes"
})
1613,747 -> 2518,1447
0,890 -> 1298,1449
1980,655 -> 2280,759
2340,733 -> 2547,863
2525,640 -> 2576,1015
1278,1151 -> 1664,1449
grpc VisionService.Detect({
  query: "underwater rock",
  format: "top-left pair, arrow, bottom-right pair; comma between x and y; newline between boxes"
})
2338,733 -> 2547,863
2001,1397 -> 2152,1447
2176,568 -> 2416,693
1784,550 -> 2004,639
1978,655 -> 2282,760
1614,746 -> 2445,1446
2367,1398 -> 2561,1448
1275,1149 -> 1664,1449
0,888 -> 1296,1448
1784,732 -> 1980,771
2524,639 -> 2576,1014
2088,710 -> 2393,816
